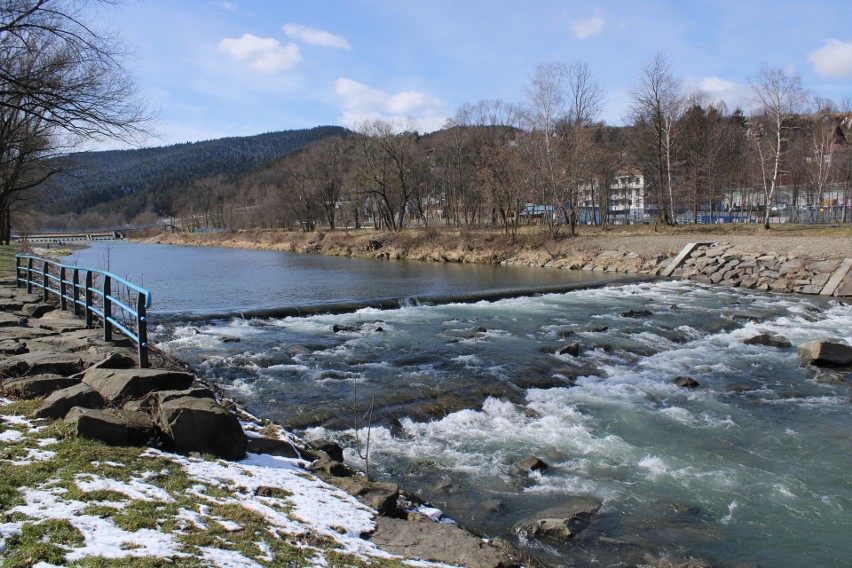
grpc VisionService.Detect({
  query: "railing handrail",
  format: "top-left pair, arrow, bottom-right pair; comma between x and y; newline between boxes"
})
14,254 -> 152,367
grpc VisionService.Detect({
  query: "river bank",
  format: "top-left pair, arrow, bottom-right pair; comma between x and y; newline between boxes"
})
137,225 -> 852,297
0,279 -> 521,567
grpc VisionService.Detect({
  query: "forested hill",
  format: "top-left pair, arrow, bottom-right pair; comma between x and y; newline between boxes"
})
41,126 -> 348,224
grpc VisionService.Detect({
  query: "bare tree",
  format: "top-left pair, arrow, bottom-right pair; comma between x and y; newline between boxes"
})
627,53 -> 684,226
0,0 -> 149,239
748,65 -> 807,228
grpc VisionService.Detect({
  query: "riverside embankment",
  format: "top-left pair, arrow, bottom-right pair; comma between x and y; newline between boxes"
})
0,279 -> 521,567
139,225 -> 852,298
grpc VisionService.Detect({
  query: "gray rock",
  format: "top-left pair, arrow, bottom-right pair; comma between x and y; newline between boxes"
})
25,336 -> 92,353
333,477 -> 400,515
0,351 -> 84,378
744,333 -> 791,348
513,497 -> 601,541
797,340 -> 852,367
0,339 -> 26,355
673,376 -> 700,388
22,303 -> 57,318
140,387 -> 216,409
556,342 -> 581,357
82,367 -> 195,403
65,407 -> 157,446
34,318 -> 88,333
33,383 -> 103,419
288,344 -> 312,356
800,284 -> 824,295
2,374 -> 80,398
157,396 -> 247,460
621,309 -> 652,318
514,456 -> 549,474
370,517 -> 518,568
84,351 -> 138,370
310,439 -> 345,462
247,436 -> 302,459
0,312 -> 25,327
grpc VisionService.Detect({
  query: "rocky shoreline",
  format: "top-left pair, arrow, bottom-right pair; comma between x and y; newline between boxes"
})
139,228 -> 852,299
0,279 -> 522,567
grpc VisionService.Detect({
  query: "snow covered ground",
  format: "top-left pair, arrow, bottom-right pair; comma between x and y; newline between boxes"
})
0,397 -> 453,567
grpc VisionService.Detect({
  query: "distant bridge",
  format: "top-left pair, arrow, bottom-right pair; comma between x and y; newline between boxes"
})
14,230 -> 124,243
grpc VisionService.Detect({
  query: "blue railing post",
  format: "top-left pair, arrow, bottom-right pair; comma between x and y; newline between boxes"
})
26,257 -> 33,294
103,275 -> 112,342
41,260 -> 49,302
137,293 -> 149,368
59,266 -> 67,310
85,271 -> 93,328
72,268 -> 80,316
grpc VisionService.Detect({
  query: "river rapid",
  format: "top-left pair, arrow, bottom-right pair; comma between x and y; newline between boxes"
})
75,242 -> 852,567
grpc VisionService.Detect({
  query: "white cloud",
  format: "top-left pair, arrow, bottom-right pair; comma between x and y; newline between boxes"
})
283,23 -> 352,49
216,2 -> 238,11
570,15 -> 605,39
218,33 -> 302,74
335,78 -> 445,132
684,75 -> 752,112
808,39 -> 852,78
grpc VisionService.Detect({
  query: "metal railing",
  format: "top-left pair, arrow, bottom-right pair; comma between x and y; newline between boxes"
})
15,255 -> 152,367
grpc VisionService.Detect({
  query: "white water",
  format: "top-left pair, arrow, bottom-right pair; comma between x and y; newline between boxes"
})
156,279 -> 852,566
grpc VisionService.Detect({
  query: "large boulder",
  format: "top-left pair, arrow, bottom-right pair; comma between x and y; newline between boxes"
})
332,477 -> 400,516
2,374 -> 81,398
0,311 -> 25,327
22,303 -> 57,318
370,517 -> 517,568
156,396 -> 247,460
65,407 -> 157,446
82,367 -> 195,403
797,340 -> 852,367
33,383 -> 103,419
513,497 -> 601,541
0,351 -> 85,378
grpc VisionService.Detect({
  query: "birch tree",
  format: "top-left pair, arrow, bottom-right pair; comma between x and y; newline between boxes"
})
748,66 -> 807,229
627,53 -> 684,226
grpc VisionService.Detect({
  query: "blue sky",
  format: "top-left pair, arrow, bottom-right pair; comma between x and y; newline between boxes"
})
98,0 -> 852,149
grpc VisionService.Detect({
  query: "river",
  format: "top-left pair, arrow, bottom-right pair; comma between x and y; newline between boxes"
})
74,241 -> 852,567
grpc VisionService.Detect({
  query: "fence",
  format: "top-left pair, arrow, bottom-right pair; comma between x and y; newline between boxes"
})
15,255 -> 152,367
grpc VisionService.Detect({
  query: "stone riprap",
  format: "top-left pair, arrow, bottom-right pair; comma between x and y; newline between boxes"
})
0,278 -> 522,567
538,242 -> 852,297
0,280 -> 247,460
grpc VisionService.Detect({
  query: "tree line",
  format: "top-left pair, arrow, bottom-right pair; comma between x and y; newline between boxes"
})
171,55 -> 850,235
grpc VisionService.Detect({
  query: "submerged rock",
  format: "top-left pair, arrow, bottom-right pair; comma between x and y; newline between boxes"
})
556,342 -> 581,357
672,377 -> 700,388
514,456 -> 549,474
513,497 -> 601,541
744,333 -> 791,348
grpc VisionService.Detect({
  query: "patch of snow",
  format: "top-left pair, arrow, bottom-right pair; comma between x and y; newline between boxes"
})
216,519 -> 243,532
175,507 -> 208,530
0,429 -> 24,443
200,546 -> 264,567
74,473 -> 174,503
37,438 -> 59,447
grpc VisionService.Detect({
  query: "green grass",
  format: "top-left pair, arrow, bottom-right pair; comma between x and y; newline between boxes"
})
0,400 -> 406,568
0,243 -> 18,278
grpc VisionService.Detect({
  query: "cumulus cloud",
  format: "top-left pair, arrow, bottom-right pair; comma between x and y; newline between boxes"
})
283,23 -> 352,49
808,39 -> 852,78
335,78 -> 445,132
571,15 -> 605,39
218,33 -> 302,73
216,1 -> 238,11
684,75 -> 752,112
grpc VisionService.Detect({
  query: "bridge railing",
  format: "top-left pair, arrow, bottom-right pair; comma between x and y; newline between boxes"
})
15,255 -> 152,367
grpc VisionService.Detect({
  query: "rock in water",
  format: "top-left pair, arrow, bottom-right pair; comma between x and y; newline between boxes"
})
513,497 -> 601,541
673,376 -> 700,388
797,340 -> 852,367
744,333 -> 792,348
